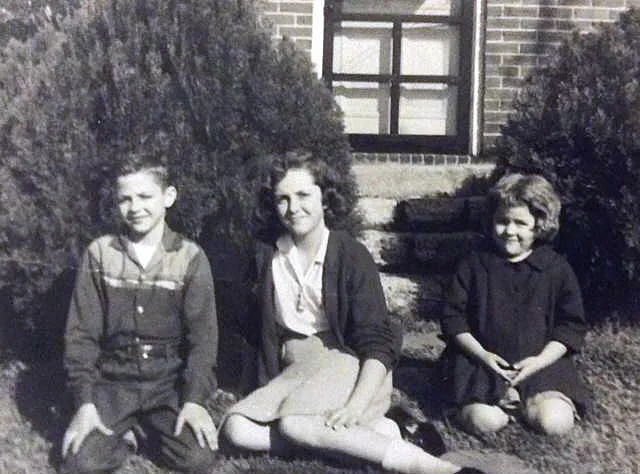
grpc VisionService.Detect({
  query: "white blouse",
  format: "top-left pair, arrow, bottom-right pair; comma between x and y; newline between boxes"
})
271,228 -> 330,335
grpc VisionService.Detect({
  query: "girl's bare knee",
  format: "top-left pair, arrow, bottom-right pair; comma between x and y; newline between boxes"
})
460,403 -> 509,434
223,414 -> 258,448
525,397 -> 575,435
278,415 -> 322,447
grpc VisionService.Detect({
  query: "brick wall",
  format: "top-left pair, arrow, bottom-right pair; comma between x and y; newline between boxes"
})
263,1 -> 640,161
483,0 -> 640,146
261,0 -> 314,53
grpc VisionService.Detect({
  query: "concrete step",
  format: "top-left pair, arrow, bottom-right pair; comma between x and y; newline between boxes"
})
394,196 -> 485,232
359,229 -> 483,272
354,163 -> 494,199
379,273 -> 450,327
357,197 -> 397,229
357,196 -> 485,232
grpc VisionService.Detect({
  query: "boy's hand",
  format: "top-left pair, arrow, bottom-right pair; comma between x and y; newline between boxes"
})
62,403 -> 114,458
175,402 -> 218,450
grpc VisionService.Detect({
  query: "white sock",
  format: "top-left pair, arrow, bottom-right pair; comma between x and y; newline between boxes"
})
381,439 -> 459,474
373,416 -> 402,439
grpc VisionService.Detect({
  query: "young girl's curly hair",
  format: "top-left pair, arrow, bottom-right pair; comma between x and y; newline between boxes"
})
486,173 -> 562,243
253,150 -> 350,242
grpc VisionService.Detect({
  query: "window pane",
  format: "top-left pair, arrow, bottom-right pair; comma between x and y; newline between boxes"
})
341,0 -> 462,16
398,84 -> 457,135
401,24 -> 459,76
334,22 -> 392,74
334,82 -> 390,134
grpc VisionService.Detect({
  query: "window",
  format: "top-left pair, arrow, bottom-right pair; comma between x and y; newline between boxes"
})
322,0 -> 475,154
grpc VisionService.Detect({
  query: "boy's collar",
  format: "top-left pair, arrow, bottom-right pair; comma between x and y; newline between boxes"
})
113,224 -> 183,253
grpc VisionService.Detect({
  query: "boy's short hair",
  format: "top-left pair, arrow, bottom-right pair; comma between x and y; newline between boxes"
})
110,151 -> 171,189
486,173 -> 562,243
254,150 -> 350,241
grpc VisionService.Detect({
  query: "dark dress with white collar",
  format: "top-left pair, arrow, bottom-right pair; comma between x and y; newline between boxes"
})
440,245 -> 591,413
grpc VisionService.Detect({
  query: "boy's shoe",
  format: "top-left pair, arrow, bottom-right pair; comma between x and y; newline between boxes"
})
455,468 -> 488,474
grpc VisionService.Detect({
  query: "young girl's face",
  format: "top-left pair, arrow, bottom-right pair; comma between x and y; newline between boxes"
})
274,167 -> 326,243
492,204 -> 537,259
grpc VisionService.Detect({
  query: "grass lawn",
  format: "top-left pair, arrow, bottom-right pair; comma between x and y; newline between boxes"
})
1,321 -> 638,474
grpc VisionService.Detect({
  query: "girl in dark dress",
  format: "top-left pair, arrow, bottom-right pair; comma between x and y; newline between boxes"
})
440,173 -> 590,436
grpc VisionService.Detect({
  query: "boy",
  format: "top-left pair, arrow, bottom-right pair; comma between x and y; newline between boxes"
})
60,153 -> 218,474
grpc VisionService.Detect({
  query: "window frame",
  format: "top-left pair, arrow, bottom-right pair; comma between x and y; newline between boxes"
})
322,1 -> 474,154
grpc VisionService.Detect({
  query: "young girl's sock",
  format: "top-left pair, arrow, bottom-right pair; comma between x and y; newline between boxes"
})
381,438 -> 461,474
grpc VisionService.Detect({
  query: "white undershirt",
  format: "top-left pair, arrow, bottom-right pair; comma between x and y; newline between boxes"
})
272,228 -> 330,335
132,241 -> 157,269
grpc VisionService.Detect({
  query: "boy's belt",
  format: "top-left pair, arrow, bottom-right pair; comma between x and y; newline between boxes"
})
104,338 -> 180,361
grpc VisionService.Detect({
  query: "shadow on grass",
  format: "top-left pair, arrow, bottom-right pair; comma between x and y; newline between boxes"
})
11,270 -> 76,469
390,355 -> 450,456
14,360 -> 70,469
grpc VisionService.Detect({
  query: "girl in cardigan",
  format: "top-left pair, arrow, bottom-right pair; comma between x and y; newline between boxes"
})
222,151 -> 485,474
440,173 -> 590,436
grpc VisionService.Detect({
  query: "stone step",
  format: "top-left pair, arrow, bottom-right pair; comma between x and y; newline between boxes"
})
357,197 -> 397,229
359,229 -> 483,272
394,196 -> 485,232
354,163 -> 494,199
357,196 -> 485,232
379,273 -> 449,327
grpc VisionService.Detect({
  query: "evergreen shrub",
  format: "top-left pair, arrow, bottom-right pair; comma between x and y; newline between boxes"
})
0,0 -> 355,359
492,8 -> 640,316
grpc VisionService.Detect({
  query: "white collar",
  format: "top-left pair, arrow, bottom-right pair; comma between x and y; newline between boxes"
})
276,227 -> 330,265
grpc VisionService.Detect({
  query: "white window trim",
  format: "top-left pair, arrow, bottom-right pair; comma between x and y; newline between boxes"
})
311,0 -> 485,157
311,0 -> 325,77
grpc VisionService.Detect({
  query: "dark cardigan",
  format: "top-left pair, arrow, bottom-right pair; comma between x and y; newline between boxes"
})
241,231 -> 402,389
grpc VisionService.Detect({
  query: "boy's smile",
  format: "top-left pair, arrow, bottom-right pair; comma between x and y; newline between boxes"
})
116,170 -> 176,242
492,204 -> 537,260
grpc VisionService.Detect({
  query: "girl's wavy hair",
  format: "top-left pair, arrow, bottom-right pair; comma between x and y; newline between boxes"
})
486,173 -> 562,243
253,150 -> 350,242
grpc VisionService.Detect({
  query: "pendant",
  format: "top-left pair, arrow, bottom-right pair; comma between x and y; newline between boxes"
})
296,288 -> 304,312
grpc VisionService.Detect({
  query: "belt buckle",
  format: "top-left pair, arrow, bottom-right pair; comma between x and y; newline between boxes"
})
139,343 -> 153,360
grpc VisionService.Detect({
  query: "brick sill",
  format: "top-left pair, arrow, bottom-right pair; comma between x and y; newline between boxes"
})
352,152 -> 484,166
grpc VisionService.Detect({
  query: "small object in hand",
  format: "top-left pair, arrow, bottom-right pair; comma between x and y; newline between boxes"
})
498,361 -> 516,371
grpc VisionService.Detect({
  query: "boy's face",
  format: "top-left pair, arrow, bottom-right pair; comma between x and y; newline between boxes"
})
274,168 -> 325,243
116,170 -> 176,240
492,204 -> 537,259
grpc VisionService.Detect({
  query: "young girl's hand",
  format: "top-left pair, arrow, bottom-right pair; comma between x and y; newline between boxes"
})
480,351 -> 518,382
455,333 -> 517,382
510,341 -> 568,387
510,356 -> 545,386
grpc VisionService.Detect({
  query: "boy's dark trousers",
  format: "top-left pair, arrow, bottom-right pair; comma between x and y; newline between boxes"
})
60,356 -> 215,474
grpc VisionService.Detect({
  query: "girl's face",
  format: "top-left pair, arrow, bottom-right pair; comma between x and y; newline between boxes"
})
492,204 -> 537,259
274,168 -> 326,243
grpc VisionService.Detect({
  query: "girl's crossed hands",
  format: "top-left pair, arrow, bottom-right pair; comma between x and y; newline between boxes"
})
480,351 -> 519,383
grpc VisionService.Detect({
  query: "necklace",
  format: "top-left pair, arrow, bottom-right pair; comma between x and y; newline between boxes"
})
296,285 -> 304,312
